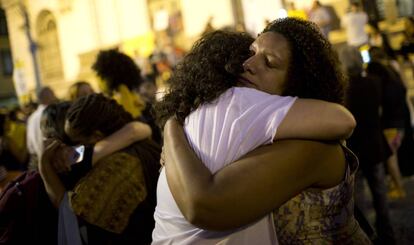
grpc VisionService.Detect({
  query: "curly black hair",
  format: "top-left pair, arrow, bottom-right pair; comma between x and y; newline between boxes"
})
66,93 -> 133,139
155,30 -> 254,127
263,18 -> 347,104
92,49 -> 144,92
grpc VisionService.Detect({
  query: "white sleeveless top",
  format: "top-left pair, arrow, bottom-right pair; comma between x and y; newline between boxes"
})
152,87 -> 297,244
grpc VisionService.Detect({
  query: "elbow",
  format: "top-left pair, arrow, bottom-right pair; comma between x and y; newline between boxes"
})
133,122 -> 152,140
179,195 -> 208,227
342,114 -> 356,139
180,199 -> 233,231
177,194 -> 223,230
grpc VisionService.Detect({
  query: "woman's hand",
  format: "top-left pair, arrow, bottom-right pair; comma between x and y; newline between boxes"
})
41,139 -> 76,173
40,139 -> 61,170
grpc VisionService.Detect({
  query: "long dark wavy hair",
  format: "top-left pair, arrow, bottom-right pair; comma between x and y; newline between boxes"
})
155,30 -> 254,128
263,18 -> 347,104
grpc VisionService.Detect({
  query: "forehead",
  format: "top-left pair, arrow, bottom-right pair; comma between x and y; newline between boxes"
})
253,32 -> 291,60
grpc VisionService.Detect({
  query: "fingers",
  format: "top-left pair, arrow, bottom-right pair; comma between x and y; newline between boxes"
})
53,145 -> 76,173
42,140 -> 74,173
160,147 -> 166,167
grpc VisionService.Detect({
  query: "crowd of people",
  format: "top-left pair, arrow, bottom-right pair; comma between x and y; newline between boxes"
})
1,2 -> 414,244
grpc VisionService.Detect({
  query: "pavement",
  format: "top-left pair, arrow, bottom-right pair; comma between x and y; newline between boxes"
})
359,175 -> 414,244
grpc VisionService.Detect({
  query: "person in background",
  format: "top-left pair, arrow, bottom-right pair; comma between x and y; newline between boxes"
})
40,94 -> 161,245
68,81 -> 95,101
26,86 -> 58,170
92,49 -> 146,119
342,2 -> 369,48
367,47 -> 409,200
399,17 -> 414,63
139,81 -> 162,144
1,107 -> 29,169
202,16 -> 215,36
287,2 -> 307,20
308,0 -> 332,37
339,45 -> 396,244
367,23 -> 397,60
92,49 -> 162,144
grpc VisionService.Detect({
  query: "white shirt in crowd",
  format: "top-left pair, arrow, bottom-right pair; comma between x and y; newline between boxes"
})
26,104 -> 46,163
342,11 -> 368,47
152,87 -> 297,245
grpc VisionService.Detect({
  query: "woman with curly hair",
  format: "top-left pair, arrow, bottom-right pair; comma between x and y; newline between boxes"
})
152,21 -> 368,244
92,49 -> 146,118
160,18 -> 372,244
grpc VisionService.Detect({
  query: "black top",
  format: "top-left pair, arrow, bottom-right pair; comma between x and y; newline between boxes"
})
366,62 -> 407,129
346,74 -> 391,165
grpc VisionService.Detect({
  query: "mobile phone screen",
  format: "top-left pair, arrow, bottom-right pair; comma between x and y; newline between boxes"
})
73,145 -> 85,164
360,50 -> 370,63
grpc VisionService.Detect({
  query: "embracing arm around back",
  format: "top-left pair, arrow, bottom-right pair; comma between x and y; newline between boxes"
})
92,121 -> 151,164
40,121 -> 151,207
164,119 -> 346,231
275,99 -> 356,141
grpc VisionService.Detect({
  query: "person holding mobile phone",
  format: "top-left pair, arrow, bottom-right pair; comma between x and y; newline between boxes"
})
39,95 -> 161,245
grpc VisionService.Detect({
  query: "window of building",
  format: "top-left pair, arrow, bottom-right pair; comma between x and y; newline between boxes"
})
0,49 -> 13,76
36,10 -> 63,85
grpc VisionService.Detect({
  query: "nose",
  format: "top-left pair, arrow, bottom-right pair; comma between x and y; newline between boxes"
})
243,57 -> 255,74
243,55 -> 259,74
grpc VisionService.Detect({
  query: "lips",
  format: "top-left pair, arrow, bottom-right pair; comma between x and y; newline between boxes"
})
238,76 -> 255,87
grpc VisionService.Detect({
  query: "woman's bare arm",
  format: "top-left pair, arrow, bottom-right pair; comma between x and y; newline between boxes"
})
164,119 -> 345,231
92,121 -> 151,164
275,99 -> 356,140
38,141 -> 67,208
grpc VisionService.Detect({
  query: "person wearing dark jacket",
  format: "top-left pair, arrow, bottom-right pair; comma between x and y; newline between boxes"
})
339,45 -> 396,245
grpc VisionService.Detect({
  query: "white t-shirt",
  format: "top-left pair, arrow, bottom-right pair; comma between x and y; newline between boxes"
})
26,104 -> 46,162
342,12 -> 368,47
152,87 -> 297,245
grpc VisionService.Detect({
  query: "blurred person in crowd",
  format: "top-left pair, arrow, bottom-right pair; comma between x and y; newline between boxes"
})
68,81 -> 95,101
139,81 -> 157,104
202,16 -> 215,36
287,2 -> 307,20
1,107 -> 29,169
367,23 -> 397,60
367,47 -> 410,199
139,81 -> 162,144
92,49 -> 162,144
150,51 -> 173,87
36,100 -> 153,244
39,94 -> 161,245
26,86 -> 58,170
155,19 -> 371,244
308,1 -> 332,37
92,49 -> 146,119
342,2 -> 369,47
399,17 -> 414,63
339,45 -> 396,244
